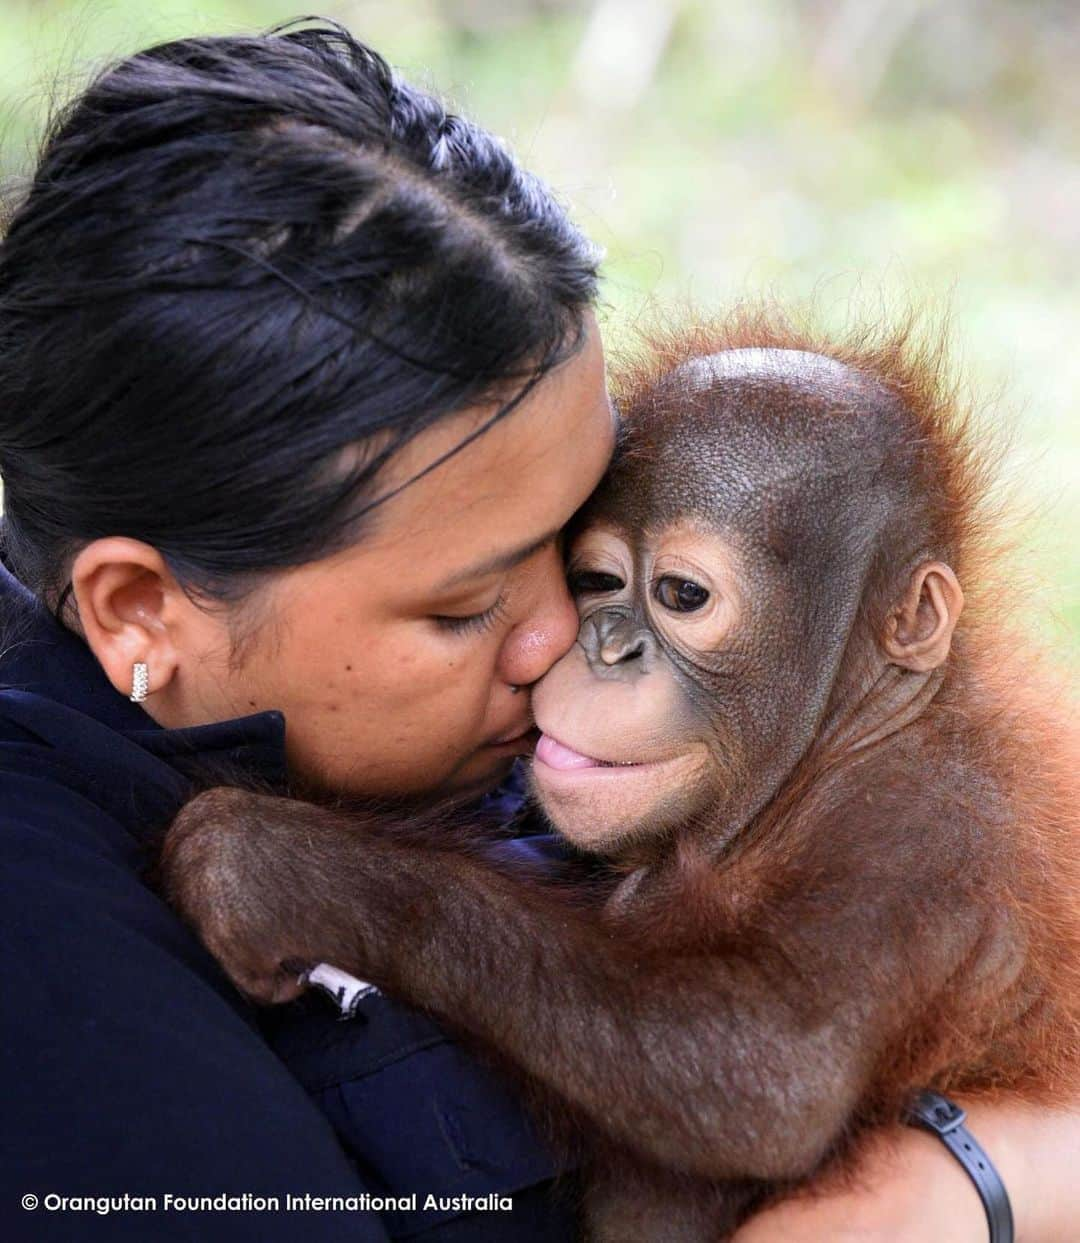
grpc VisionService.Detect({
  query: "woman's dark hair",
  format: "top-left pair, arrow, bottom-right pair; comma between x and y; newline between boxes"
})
0,16 -> 600,632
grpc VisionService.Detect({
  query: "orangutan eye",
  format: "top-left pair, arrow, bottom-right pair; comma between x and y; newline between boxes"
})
568,570 -> 625,596
654,577 -> 710,613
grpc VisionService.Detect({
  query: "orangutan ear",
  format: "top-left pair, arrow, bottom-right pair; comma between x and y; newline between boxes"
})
882,561 -> 964,672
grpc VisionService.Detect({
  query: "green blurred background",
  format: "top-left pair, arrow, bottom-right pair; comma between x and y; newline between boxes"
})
2,0 -> 1077,657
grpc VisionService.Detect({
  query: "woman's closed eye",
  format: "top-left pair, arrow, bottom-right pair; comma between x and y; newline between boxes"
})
432,591 -> 510,636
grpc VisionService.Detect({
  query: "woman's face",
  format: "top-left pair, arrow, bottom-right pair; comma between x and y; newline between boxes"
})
181,318 -> 614,803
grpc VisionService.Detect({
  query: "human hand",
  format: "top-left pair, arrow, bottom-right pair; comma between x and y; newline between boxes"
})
734,1099 -> 1080,1243
731,1121 -> 987,1242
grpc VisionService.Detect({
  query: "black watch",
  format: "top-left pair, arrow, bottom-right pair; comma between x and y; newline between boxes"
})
905,1090 -> 1014,1243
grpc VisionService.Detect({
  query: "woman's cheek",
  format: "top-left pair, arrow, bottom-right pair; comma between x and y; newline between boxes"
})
282,615 -> 502,797
369,629 -> 495,743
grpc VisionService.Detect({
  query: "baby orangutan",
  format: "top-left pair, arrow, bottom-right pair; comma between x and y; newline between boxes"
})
161,311 -> 1080,1241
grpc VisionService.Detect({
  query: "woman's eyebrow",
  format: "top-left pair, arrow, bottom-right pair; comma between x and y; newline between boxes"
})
435,526 -> 563,591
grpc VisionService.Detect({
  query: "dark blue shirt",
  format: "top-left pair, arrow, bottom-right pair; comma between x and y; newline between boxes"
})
0,544 -> 576,1241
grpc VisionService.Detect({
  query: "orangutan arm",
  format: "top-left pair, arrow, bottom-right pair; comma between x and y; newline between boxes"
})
160,786 -> 975,1184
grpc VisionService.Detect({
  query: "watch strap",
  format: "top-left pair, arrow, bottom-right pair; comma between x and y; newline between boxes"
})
905,1089 -> 1014,1243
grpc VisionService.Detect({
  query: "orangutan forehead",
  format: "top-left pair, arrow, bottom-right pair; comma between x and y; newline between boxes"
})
673,348 -> 858,393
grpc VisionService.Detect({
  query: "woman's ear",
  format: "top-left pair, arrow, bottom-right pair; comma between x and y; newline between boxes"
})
70,537 -> 183,703
882,561 -> 964,672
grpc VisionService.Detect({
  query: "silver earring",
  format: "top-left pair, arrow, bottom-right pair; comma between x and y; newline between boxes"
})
130,661 -> 149,703
509,684 -> 522,695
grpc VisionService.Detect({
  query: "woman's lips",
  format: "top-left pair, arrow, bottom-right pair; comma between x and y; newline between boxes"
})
487,725 -> 540,754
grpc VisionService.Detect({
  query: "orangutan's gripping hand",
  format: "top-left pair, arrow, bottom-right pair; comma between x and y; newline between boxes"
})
160,786 -> 385,1004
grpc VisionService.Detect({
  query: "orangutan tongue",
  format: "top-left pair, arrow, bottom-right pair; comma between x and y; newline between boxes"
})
535,733 -> 602,771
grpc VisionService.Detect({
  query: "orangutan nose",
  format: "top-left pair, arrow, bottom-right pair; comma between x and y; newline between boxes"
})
601,634 -> 645,666
579,610 -> 655,675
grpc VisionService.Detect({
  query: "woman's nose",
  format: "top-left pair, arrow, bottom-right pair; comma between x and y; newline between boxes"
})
498,551 -> 580,689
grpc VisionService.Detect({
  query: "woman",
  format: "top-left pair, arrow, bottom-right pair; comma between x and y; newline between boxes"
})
0,19 -> 1075,1243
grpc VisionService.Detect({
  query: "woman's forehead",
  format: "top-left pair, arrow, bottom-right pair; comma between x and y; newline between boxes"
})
340,325 -> 615,582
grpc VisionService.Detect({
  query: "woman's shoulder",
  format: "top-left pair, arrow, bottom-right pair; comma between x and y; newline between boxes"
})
0,707 -> 392,1229
0,686 -> 191,845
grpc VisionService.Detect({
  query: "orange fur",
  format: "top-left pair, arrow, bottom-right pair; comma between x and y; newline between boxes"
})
613,303 -> 1080,1115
